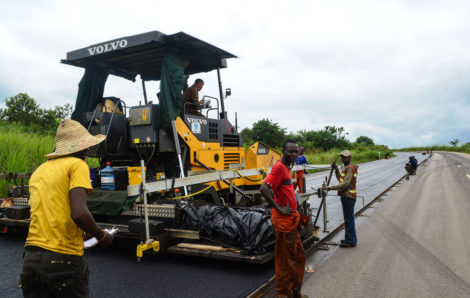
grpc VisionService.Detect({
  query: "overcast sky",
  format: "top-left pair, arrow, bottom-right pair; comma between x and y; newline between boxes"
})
1,0 -> 469,148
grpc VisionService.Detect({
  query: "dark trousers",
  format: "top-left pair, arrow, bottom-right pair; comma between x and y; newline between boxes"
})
341,196 -> 357,244
274,229 -> 305,297
405,164 -> 416,175
19,247 -> 89,298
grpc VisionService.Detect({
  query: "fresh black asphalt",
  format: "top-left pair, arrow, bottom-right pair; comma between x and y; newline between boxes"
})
0,229 -> 273,297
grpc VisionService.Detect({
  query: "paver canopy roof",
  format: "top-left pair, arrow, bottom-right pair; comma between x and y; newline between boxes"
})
61,31 -> 237,81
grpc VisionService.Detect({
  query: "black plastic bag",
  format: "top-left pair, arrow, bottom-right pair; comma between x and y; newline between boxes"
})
181,204 -> 275,255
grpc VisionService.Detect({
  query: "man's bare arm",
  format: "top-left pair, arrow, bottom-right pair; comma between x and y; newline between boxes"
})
70,187 -> 113,247
259,183 -> 292,216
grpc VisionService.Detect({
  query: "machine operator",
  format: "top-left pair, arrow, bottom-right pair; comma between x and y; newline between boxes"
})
183,78 -> 206,117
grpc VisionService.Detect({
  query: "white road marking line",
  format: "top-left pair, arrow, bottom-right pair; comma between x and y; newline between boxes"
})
467,174 -> 470,179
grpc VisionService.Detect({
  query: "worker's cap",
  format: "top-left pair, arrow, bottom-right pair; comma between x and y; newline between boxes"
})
44,119 -> 106,159
339,150 -> 352,157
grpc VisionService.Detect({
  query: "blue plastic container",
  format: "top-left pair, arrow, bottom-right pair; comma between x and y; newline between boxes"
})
100,162 -> 115,191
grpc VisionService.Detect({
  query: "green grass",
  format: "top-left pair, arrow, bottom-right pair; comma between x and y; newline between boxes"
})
0,123 -> 56,172
305,145 -> 394,166
0,123 -> 56,197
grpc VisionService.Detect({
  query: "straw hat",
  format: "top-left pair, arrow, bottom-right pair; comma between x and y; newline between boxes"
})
339,150 -> 352,157
45,119 -> 106,159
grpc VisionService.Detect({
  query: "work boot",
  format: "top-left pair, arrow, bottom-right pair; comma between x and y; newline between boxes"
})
340,242 -> 356,248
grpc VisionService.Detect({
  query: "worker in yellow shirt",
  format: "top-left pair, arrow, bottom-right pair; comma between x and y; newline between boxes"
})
19,119 -> 114,297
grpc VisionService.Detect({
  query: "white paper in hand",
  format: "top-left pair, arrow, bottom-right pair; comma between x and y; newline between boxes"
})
84,227 -> 118,249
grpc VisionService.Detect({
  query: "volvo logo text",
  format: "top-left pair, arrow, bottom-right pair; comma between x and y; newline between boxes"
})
187,117 -> 208,125
87,39 -> 128,55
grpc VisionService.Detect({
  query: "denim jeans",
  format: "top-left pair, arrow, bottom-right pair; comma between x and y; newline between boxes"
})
341,196 -> 357,244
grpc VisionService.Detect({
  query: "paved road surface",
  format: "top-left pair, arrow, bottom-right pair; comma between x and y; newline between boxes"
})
0,152 -> 424,298
306,152 -> 426,238
302,152 -> 470,297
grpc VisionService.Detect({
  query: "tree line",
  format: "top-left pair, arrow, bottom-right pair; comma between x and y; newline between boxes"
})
240,118 -> 376,151
0,93 -> 73,135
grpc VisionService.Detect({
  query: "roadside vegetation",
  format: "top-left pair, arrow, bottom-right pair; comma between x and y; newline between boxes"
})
0,93 -> 73,135
241,118 -> 393,165
304,144 -> 392,165
0,123 -> 56,197
0,93 -> 72,197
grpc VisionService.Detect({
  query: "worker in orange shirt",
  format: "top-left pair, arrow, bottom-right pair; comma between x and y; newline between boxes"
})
259,140 -> 306,298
